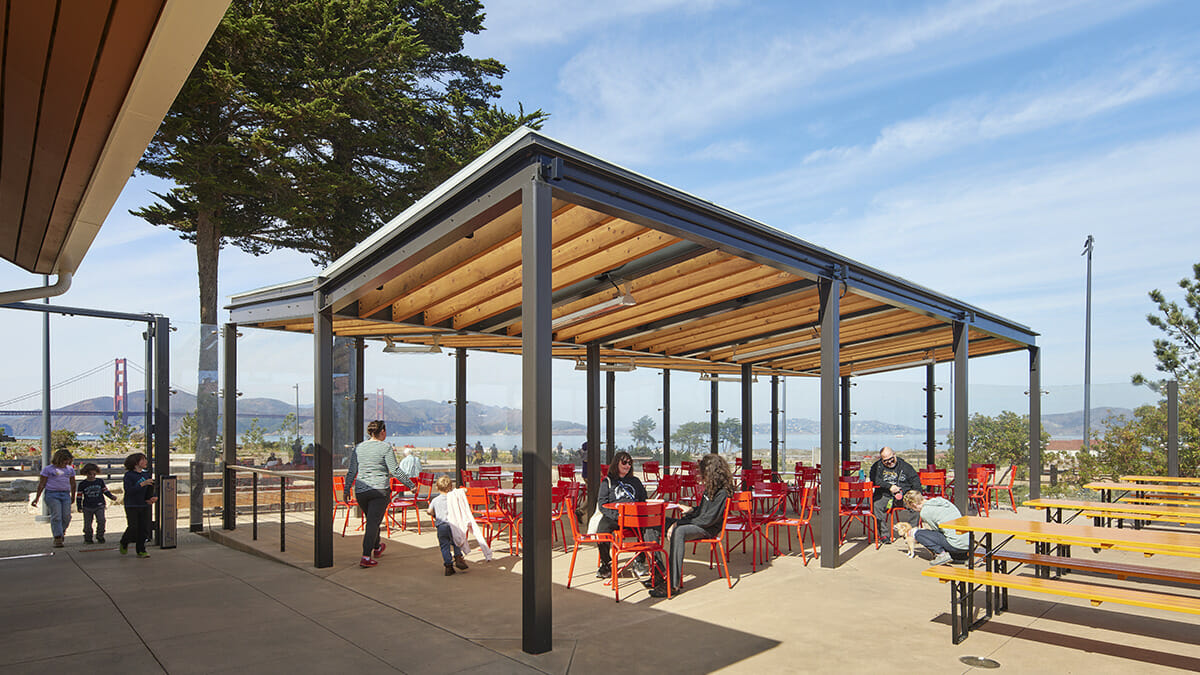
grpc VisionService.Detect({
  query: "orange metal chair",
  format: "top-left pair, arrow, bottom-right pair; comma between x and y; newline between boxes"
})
686,497 -> 733,588
464,486 -> 505,545
723,491 -> 766,571
919,469 -> 947,499
413,471 -> 436,529
332,475 -> 363,536
767,484 -> 818,565
386,478 -> 420,535
967,466 -> 992,516
564,497 -> 614,588
610,501 -> 670,602
838,479 -> 878,547
987,465 -> 1018,511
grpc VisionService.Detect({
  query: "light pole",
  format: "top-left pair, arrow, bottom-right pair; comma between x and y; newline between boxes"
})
1082,235 -> 1094,451
293,383 -> 301,442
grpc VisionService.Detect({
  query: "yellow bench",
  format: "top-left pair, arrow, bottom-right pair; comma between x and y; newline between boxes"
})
974,549 -> 1200,585
923,564 -> 1200,643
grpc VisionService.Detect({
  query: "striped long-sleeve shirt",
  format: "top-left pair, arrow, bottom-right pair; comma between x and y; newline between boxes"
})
345,439 -> 415,494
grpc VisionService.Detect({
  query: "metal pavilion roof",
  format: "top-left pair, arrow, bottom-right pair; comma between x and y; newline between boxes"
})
228,127 -> 1036,376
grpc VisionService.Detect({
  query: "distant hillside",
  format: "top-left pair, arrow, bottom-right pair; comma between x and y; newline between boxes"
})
1039,407 -> 1134,438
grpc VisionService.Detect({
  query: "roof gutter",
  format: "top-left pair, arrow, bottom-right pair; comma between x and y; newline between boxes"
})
0,271 -> 73,304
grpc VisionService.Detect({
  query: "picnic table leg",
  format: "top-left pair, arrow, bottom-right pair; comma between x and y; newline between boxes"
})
951,578 -> 969,644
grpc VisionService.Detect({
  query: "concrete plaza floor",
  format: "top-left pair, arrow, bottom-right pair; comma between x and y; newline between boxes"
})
2,500 -> 1199,673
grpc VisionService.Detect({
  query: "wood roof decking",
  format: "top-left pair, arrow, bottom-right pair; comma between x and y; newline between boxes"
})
228,129 -> 1036,378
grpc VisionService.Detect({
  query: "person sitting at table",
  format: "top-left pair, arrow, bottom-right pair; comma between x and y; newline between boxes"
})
650,452 -> 734,598
902,490 -> 969,565
595,450 -> 649,579
399,446 -> 422,478
868,446 -> 921,543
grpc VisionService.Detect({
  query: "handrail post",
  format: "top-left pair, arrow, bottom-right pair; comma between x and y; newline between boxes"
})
252,472 -> 259,541
223,464 -> 236,530
280,474 -> 286,552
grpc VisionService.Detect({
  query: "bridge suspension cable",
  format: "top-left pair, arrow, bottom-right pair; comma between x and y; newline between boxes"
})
0,360 -> 113,408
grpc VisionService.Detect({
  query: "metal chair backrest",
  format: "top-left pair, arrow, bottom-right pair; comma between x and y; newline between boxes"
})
642,461 -> 661,481
557,464 -> 577,480
478,465 -> 502,478
616,500 -> 666,534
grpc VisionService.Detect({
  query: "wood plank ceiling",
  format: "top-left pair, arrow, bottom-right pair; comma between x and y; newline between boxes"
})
251,196 -> 1029,378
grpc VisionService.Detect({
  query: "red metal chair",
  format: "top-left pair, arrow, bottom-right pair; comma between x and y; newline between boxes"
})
332,475 -> 363,536
564,497 -> 615,589
767,484 -> 818,565
679,460 -> 697,476
413,471 -> 436,529
723,491 -> 767,571
838,479 -> 878,547
679,474 -> 702,506
686,497 -> 733,588
464,486 -> 505,546
967,466 -> 992,516
460,469 -> 475,485
987,465 -> 1018,511
655,474 -> 681,502
511,470 -> 523,487
557,463 -> 578,482
386,478 -> 420,535
478,465 -> 502,481
919,469 -> 947,499
841,460 -> 862,478
610,501 -> 670,602
642,460 -> 661,483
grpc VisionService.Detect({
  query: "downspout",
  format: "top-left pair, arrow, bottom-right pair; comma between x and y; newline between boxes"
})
0,271 -> 73,304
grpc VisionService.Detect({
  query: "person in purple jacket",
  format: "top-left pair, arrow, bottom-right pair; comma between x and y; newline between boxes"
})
31,449 -> 76,548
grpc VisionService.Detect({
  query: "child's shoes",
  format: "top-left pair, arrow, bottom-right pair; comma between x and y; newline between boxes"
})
444,563 -> 456,576
454,554 -> 468,570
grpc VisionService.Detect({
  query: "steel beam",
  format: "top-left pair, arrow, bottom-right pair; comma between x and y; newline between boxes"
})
952,321 -> 969,515
926,363 -> 937,468
771,375 -> 779,475
456,348 -> 467,480
662,369 -> 671,474
222,323 -> 238,530
354,338 -> 365,443
586,342 -> 601,512
606,371 -> 616,463
840,376 -> 851,462
741,364 -> 752,469
1028,347 -> 1041,500
819,279 -> 841,568
520,167 -> 553,655
710,380 -> 719,454
154,316 -> 170,546
314,290 -> 334,568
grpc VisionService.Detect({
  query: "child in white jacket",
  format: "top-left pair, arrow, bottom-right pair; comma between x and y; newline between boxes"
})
428,476 -> 492,574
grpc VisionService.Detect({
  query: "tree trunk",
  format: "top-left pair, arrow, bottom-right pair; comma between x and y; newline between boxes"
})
195,208 -> 221,466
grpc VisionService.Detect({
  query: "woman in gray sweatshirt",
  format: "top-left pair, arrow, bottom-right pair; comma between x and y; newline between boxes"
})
345,420 -> 415,568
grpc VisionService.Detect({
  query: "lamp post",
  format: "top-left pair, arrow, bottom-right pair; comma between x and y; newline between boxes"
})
1082,235 -> 1094,451
293,384 -> 301,441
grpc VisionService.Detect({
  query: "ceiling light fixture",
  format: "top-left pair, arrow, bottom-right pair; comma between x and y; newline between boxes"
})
731,337 -> 822,361
551,280 -> 636,329
699,372 -> 755,383
852,357 -> 935,376
382,336 -> 442,354
574,358 -> 637,372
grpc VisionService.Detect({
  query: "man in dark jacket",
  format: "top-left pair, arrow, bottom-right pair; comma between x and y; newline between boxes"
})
868,447 -> 921,542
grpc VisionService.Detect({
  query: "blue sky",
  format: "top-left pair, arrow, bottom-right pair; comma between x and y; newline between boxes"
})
2,0 -> 1196,431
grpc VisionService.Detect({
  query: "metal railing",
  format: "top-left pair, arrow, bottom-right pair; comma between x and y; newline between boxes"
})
221,465 -> 322,552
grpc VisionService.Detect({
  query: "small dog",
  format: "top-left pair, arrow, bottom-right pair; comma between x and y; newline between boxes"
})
893,522 -> 917,558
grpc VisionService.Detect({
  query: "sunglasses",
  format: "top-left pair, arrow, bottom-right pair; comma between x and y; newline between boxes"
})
882,456 -> 897,463
619,459 -> 633,465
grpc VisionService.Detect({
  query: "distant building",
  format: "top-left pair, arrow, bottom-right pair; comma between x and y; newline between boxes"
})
1048,439 -> 1085,454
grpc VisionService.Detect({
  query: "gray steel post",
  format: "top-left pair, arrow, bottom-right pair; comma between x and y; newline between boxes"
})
38,280 -> 50,521
222,323 -> 238,529
456,347 -> 467,481
1083,235 -> 1094,450
1167,380 -> 1179,477
741,363 -> 752,469
154,317 -> 171,546
521,167 -> 553,654
662,369 -> 671,474
145,325 -> 153,460
819,279 -> 841,568
710,380 -> 719,453
1028,347 -> 1042,500
840,375 -> 851,462
926,363 -> 936,468
952,321 -> 969,515
313,290 -> 334,568
771,375 -> 779,475
606,371 -> 616,462
586,343 -> 601,512
354,338 -> 365,443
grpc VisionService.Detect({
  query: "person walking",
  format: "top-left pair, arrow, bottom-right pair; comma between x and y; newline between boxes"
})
31,449 -> 76,548
345,420 -> 415,568
119,452 -> 158,558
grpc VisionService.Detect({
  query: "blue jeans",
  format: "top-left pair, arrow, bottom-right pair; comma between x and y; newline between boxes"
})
45,491 -> 72,537
436,522 -> 463,564
914,528 -> 968,559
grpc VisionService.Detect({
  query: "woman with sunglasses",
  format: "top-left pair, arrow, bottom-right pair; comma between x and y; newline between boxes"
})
594,451 -> 648,579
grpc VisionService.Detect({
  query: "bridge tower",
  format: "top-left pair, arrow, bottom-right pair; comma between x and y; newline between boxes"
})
376,388 -> 384,421
113,358 -> 128,421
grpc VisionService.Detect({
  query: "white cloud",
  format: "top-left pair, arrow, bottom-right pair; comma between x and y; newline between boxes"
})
545,0 -> 1157,163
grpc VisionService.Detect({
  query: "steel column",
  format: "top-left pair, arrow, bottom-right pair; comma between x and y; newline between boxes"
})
222,323 -> 238,529
710,380 -> 719,453
144,327 -> 153,460
354,338 -> 365,443
770,375 -> 779,475
455,348 -> 467,481
926,363 -> 936,468
1028,347 -> 1042,500
313,290 -> 334,568
585,343 -> 600,514
952,321 -> 969,515
153,316 -> 171,546
1167,380 -> 1179,477
606,371 -> 616,463
840,375 -> 851,462
741,363 -> 752,468
662,369 -> 671,474
520,167 -> 553,655
819,279 -> 841,568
